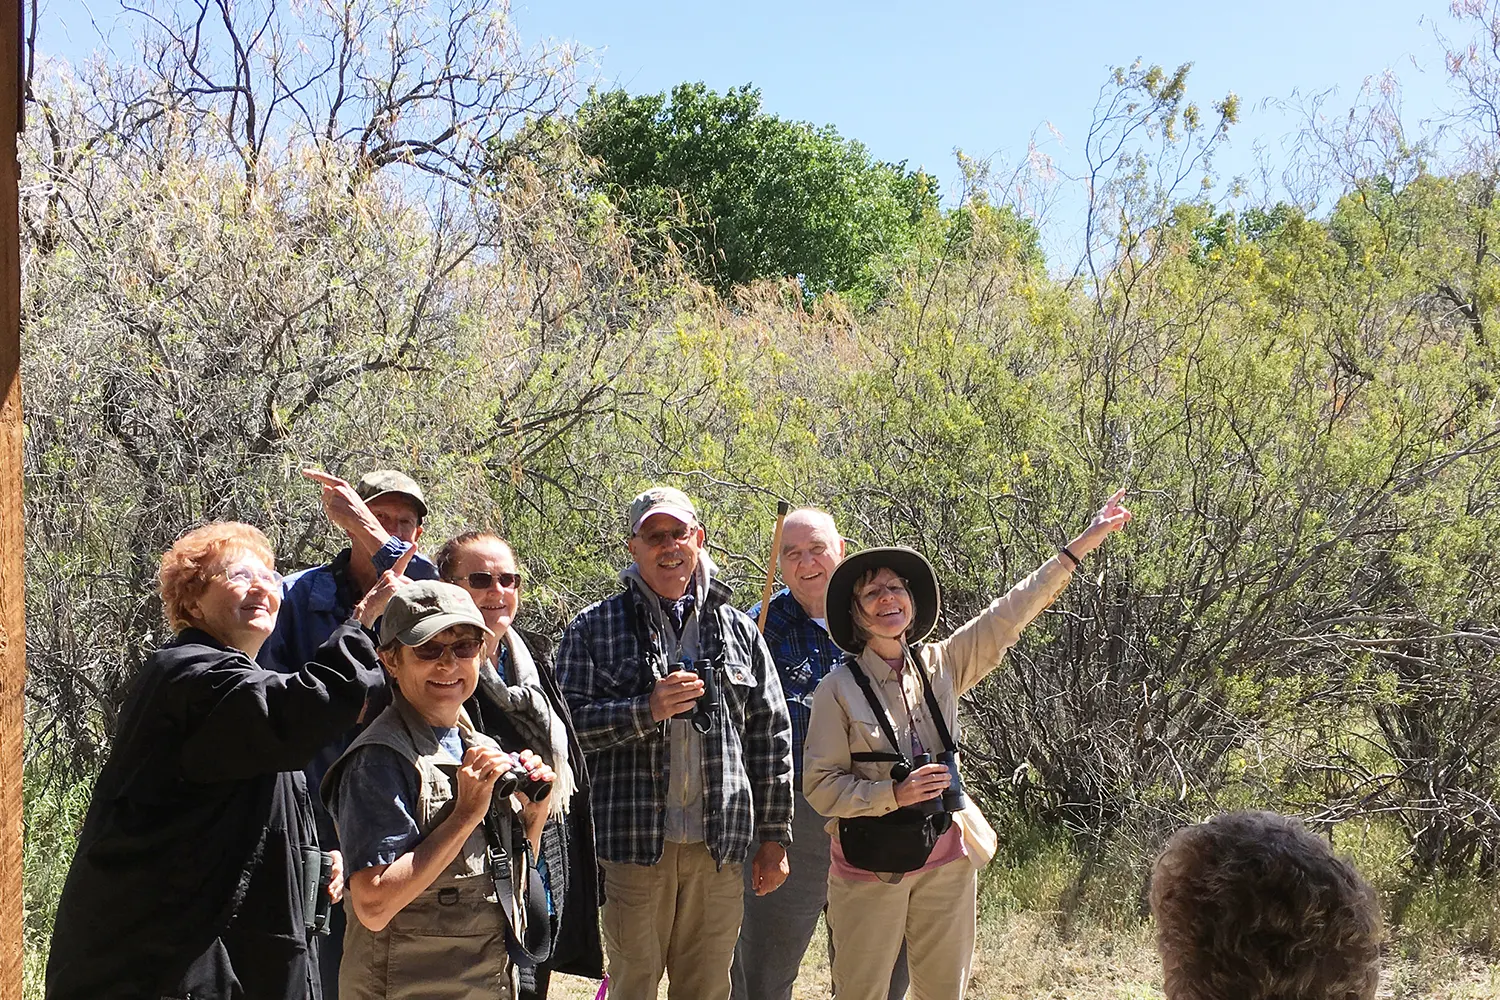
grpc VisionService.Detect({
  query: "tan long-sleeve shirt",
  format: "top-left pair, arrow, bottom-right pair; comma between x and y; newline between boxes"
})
803,555 -> 1074,867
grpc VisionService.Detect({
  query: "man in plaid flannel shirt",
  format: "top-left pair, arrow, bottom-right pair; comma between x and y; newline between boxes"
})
556,486 -> 794,1000
731,509 -> 909,1000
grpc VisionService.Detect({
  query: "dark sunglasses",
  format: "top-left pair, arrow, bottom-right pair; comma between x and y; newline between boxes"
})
460,571 -> 523,590
411,637 -> 485,661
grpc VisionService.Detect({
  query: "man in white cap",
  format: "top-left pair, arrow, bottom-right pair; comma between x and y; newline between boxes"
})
556,485 -> 795,1000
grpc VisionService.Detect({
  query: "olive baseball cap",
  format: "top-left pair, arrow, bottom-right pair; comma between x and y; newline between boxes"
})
627,485 -> 698,534
378,580 -> 493,647
355,470 -> 429,519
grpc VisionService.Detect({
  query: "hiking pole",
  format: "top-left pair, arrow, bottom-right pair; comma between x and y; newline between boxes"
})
757,501 -> 790,634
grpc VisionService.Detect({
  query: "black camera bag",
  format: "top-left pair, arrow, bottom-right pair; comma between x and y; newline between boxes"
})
836,650 -> 957,874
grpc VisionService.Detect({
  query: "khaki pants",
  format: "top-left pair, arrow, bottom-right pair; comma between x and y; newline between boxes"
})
826,858 -> 978,1000
601,841 -> 745,1000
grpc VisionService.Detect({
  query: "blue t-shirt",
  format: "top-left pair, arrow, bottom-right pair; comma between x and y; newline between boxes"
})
333,726 -> 464,873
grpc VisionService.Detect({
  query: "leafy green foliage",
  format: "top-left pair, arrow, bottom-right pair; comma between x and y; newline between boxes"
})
576,82 -> 940,303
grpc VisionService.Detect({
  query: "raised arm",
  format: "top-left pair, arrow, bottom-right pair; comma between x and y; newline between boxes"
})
178,622 -> 382,781
938,488 -> 1133,695
301,468 -> 438,580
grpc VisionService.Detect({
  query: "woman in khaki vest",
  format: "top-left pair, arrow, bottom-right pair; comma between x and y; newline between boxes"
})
804,490 -> 1131,1000
325,580 -> 556,999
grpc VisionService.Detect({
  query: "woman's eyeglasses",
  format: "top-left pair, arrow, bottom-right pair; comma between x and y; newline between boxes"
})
219,565 -> 284,590
411,637 -> 485,661
459,571 -> 523,591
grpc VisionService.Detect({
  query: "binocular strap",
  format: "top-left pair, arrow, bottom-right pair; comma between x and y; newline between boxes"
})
846,647 -> 958,773
483,805 -> 555,969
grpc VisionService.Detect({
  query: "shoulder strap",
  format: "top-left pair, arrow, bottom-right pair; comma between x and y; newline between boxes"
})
845,655 -> 911,767
908,644 -> 958,755
482,799 -> 555,967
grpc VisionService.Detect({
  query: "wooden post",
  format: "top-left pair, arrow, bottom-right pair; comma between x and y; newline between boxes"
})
756,501 -> 790,634
0,0 -> 25,997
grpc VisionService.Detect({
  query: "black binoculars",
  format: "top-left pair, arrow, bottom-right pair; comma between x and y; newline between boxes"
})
891,751 -> 969,815
683,659 -> 720,734
301,848 -> 334,935
495,753 -> 553,804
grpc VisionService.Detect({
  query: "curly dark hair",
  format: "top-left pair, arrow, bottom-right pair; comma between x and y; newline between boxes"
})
1150,811 -> 1381,1000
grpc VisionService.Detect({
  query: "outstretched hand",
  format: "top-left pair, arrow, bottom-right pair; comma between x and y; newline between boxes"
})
353,545 -> 417,627
1068,487 -> 1133,559
302,468 -> 380,540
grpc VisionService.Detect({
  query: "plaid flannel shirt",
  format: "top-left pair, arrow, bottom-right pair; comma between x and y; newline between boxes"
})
746,588 -> 844,782
556,575 -> 794,866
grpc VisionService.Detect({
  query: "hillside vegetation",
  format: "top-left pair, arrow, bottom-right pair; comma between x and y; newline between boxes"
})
21,0 -> 1500,992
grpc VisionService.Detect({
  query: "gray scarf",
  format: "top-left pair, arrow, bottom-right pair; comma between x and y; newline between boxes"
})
621,550 -> 718,669
478,629 -> 576,817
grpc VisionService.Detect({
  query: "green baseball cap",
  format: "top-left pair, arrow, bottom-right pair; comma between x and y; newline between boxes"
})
378,580 -> 493,647
355,470 -> 428,519
627,485 -> 699,534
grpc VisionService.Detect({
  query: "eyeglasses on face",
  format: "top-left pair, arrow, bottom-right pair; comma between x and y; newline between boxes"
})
219,565 -> 283,590
460,571 -> 523,591
411,637 -> 485,661
857,581 -> 909,607
637,523 -> 695,548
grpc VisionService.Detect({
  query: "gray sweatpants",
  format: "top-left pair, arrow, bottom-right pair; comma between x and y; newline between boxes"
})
731,792 -> 909,1000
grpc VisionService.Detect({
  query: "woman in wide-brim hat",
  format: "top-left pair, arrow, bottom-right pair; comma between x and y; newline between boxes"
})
803,490 -> 1132,1000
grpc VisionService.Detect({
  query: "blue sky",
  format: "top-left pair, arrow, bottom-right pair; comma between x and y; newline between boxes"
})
38,0 -> 1461,262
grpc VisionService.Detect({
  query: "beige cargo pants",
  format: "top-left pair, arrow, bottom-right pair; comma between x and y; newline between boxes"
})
826,857 -> 978,1000
601,841 -> 745,1000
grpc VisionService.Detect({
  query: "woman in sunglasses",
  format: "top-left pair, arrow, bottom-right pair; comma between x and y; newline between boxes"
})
46,522 -> 382,1000
325,580 -> 557,999
435,531 -> 604,998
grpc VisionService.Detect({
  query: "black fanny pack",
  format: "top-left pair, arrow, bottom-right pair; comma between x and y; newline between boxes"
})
839,807 -> 952,874
836,650 -> 958,874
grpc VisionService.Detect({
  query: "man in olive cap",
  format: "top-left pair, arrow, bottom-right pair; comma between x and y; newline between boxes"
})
556,486 -> 795,1000
258,467 -> 440,997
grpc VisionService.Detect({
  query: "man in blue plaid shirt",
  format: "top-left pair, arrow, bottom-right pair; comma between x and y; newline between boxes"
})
557,486 -> 794,1000
732,508 -> 909,1000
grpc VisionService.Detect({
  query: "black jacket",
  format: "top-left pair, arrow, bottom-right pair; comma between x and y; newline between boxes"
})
46,623 -> 382,1000
468,627 -> 605,987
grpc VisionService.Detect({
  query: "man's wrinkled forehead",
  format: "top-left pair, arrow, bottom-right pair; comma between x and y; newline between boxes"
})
781,508 -> 839,551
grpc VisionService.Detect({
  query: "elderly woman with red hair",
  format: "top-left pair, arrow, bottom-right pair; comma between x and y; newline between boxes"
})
46,522 -> 388,1000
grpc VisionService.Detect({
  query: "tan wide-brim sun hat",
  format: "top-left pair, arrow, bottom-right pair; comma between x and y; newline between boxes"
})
824,546 -> 942,653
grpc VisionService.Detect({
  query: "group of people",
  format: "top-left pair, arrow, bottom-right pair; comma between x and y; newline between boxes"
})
41,470 -> 1385,1000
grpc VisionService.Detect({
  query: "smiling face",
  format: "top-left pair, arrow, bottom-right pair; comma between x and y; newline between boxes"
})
627,512 -> 704,600
381,624 -> 486,727
779,511 -> 844,619
851,567 -> 913,646
187,549 -> 283,656
448,538 -> 521,638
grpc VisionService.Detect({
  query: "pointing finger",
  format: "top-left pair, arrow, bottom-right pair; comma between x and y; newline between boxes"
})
302,468 -> 348,488
393,545 -> 418,576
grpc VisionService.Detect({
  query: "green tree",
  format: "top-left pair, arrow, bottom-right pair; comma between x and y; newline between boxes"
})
575,82 -> 939,303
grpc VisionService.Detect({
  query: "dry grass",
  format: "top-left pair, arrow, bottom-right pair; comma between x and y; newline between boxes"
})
545,911 -> 1500,999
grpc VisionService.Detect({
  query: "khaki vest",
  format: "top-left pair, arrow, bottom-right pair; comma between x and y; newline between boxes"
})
329,695 -> 516,1000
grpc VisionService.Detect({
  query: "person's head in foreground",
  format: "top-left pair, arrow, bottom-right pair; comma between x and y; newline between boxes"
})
1150,811 -> 1382,1000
